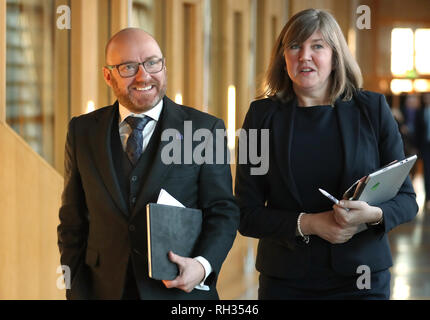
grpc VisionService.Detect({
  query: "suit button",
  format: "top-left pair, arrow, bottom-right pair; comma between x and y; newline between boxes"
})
129,225 -> 136,232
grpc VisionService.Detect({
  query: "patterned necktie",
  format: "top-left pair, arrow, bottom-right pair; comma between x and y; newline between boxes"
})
125,116 -> 152,165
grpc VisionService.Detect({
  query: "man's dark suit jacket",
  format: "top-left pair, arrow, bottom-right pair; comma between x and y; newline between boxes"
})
235,90 -> 418,280
57,96 -> 239,299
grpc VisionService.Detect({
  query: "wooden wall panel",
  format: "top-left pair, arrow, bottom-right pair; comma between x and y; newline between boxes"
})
0,123 -> 64,299
290,0 -> 334,14
70,0 -> 99,117
232,0 -> 252,131
256,0 -> 287,95
290,0 -> 351,38
379,0 -> 430,23
54,0 -> 71,175
209,0 -> 260,300
210,0 -> 251,129
165,0 -> 204,110
97,0 -> 112,109
355,0 -> 430,93
110,0 -> 130,35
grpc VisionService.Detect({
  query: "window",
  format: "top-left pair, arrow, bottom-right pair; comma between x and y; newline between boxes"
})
6,0 -> 56,163
390,27 -> 430,94
415,29 -> 430,75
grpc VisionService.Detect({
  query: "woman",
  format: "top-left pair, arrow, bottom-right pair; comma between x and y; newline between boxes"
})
235,8 -> 418,299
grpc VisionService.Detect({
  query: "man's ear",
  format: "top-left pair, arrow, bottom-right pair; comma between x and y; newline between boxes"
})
103,67 -> 113,87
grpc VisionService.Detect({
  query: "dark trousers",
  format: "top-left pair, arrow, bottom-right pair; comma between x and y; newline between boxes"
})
258,269 -> 391,300
121,260 -> 140,300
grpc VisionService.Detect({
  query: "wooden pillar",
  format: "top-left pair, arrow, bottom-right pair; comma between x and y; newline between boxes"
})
164,0 -> 204,110
70,0 -> 99,117
53,0 -> 71,174
69,0 -> 130,117
41,1 -> 55,166
111,0 -> 130,35
210,0 -> 258,300
97,0 -> 111,108
211,0 -> 251,132
256,0 -> 288,94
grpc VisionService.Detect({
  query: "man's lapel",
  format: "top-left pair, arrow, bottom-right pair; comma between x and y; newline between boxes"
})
90,102 -> 129,218
131,96 -> 188,219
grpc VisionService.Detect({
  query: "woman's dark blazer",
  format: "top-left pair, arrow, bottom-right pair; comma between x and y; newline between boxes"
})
235,90 -> 418,280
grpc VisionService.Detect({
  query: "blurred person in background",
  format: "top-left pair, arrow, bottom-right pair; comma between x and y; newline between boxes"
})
415,92 -> 430,208
400,94 -> 420,157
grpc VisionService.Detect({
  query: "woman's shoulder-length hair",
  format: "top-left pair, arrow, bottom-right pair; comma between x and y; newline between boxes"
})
258,8 -> 363,104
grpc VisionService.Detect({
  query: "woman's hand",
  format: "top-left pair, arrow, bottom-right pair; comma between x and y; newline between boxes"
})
332,200 -> 383,228
300,211 -> 359,244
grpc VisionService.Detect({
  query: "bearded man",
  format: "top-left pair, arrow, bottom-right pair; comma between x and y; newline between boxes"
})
57,28 -> 239,300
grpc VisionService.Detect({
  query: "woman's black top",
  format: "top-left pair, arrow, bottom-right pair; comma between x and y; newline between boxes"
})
290,105 -> 346,287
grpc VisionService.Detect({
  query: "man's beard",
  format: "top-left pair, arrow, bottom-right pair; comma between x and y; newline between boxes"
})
111,76 -> 167,112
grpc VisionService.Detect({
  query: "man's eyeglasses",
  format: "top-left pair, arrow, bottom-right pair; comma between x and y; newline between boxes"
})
105,57 -> 164,78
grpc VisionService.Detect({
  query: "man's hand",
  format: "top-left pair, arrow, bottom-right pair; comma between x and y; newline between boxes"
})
162,251 -> 205,293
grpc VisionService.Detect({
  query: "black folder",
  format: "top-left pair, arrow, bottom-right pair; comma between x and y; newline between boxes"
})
146,203 -> 202,280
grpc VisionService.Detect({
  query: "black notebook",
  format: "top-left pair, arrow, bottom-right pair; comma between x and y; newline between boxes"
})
146,203 -> 202,280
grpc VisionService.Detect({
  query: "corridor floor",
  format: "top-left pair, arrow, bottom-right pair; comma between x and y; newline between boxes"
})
389,173 -> 430,299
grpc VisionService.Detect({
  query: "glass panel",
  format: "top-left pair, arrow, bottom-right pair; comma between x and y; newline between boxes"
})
131,0 -> 154,34
414,79 -> 430,92
391,79 -> 413,94
6,0 -> 55,164
391,28 -> 414,76
415,28 -> 430,75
